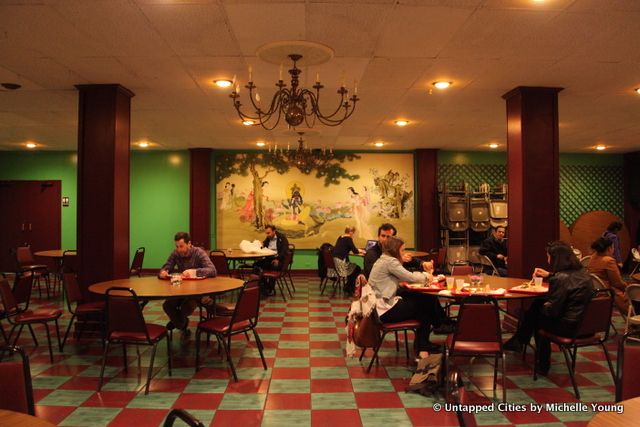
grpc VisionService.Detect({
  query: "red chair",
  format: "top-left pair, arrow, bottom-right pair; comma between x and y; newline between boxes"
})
446,295 -> 506,402
320,248 -> 346,297
451,265 -> 474,276
616,332 -> 640,402
262,250 -> 294,301
195,279 -> 266,381
98,287 -> 172,394
366,311 -> 421,373
534,288 -> 615,399
129,247 -> 145,277
0,345 -> 35,415
60,273 -> 105,350
209,251 -> 232,277
15,246 -> 51,299
286,243 -> 296,293
0,278 -> 62,363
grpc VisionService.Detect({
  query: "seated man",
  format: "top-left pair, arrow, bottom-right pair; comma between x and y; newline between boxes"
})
479,226 -> 508,276
159,232 -> 216,336
254,224 -> 289,295
363,223 -> 427,279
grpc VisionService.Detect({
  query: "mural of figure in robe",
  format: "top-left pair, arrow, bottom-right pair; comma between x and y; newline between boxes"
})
348,186 -> 373,239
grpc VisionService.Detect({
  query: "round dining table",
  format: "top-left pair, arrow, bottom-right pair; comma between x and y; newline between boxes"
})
88,276 -> 244,300
587,397 -> 640,426
404,274 -> 547,300
214,248 -> 277,271
0,410 -> 56,427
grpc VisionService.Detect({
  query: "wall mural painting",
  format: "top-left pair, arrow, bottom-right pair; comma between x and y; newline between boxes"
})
215,152 -> 415,249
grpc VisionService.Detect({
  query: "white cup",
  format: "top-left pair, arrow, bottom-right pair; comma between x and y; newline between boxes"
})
446,277 -> 454,288
534,277 -> 543,287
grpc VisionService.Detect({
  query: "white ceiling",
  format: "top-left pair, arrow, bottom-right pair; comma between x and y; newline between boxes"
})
0,0 -> 639,153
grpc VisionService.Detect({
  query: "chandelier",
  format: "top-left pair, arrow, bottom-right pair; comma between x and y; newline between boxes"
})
268,132 -> 333,172
230,54 -> 359,130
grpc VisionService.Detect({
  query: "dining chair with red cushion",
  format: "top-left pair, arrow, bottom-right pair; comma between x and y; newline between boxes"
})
534,288 -> 614,399
195,279 -> 266,381
60,273 -> 105,350
129,247 -> 146,277
0,278 -> 62,363
98,287 -> 172,394
262,250 -> 294,301
0,345 -> 35,415
15,246 -> 51,299
446,295 -> 506,402
365,313 -> 421,373
451,265 -> 474,276
209,251 -> 232,277
320,248 -> 346,297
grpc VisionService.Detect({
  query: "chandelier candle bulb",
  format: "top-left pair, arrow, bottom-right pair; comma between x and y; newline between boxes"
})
354,80 -> 358,95
248,65 -> 252,82
316,72 -> 320,83
287,143 -> 290,151
232,74 -> 236,86
279,64 -> 283,81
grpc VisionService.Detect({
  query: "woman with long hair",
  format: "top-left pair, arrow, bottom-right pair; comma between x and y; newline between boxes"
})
587,237 -> 629,314
368,236 -> 449,357
332,226 -> 364,295
503,241 -> 593,375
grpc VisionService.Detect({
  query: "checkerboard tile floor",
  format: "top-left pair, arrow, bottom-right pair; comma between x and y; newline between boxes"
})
5,277 -> 624,426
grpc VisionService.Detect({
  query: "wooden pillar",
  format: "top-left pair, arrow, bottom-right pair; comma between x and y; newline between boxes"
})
624,151 -> 640,250
189,148 -> 212,249
415,149 -> 440,251
502,86 -> 562,278
76,84 -> 134,295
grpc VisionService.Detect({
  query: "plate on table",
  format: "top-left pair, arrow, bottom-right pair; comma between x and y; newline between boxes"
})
509,284 -> 548,294
441,287 -> 506,297
402,282 -> 444,292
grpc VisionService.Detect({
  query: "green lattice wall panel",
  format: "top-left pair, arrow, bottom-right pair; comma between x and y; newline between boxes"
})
559,165 -> 624,225
438,164 -> 506,190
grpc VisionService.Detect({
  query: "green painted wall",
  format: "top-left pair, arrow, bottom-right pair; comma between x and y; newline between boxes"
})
0,151 -> 78,250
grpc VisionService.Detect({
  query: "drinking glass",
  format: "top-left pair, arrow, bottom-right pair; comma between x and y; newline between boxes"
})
534,277 -> 543,287
170,273 -> 182,286
446,277 -> 454,289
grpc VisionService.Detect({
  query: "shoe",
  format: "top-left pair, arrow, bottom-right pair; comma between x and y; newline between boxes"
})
503,336 -> 524,352
432,323 -> 455,335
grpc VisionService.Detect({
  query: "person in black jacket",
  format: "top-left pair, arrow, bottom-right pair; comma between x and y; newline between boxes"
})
333,226 -> 365,295
255,224 -> 290,295
479,226 -> 508,276
503,241 -> 594,375
364,223 -> 427,278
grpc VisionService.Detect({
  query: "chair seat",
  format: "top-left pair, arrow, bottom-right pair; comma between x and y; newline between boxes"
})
198,316 -> 251,334
20,264 -> 48,272
446,335 -> 501,353
262,271 -> 282,278
15,308 -> 62,322
214,302 -> 235,316
76,300 -> 106,314
110,323 -> 167,342
538,329 -> 599,346
382,320 -> 421,331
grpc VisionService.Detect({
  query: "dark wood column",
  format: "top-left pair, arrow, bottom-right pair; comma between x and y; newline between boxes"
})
415,149 -> 440,251
624,151 -> 640,250
502,86 -> 563,278
189,148 -> 212,249
76,84 -> 134,295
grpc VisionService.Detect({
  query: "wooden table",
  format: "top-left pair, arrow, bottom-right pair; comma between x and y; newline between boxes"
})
0,410 -> 56,427
587,397 -> 640,426
353,250 -> 430,258
89,276 -> 244,300
407,275 -> 546,301
34,249 -> 75,259
216,248 -> 277,271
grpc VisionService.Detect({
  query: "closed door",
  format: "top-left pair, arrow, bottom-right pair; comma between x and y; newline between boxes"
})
0,181 -> 61,271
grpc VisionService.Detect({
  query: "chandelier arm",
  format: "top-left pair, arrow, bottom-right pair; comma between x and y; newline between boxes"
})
257,97 -> 284,131
301,90 -> 347,121
315,96 -> 359,126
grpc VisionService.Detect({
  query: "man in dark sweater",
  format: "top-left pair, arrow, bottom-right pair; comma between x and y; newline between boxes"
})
479,226 -> 508,276
363,223 -> 426,278
255,224 -> 290,295
159,232 -> 217,336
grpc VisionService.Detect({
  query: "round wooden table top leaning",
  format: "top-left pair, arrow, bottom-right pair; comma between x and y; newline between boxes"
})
405,274 -> 547,300
34,249 -> 76,259
0,410 -> 56,427
587,397 -> 640,426
88,276 -> 244,300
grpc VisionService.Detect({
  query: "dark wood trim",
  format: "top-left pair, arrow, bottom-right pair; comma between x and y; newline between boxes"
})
415,149 -> 440,251
189,148 -> 212,248
624,152 -> 640,250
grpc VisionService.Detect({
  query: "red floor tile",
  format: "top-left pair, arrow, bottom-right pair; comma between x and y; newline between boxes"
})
237,357 -> 274,368
271,367 -> 311,379
265,393 -> 312,409
277,348 -> 310,357
39,364 -> 89,376
83,391 -> 137,407
503,409 -> 559,424
147,378 -> 190,393
406,407 -> 461,426
354,392 -> 404,408
310,341 -> 342,349
311,379 -> 353,393
33,389 -> 54,402
524,388 -> 580,403
310,357 -> 347,367
59,376 -> 103,390
279,334 -> 310,341
34,405 -> 76,425
226,379 -> 270,393
109,408 -> 169,427
312,409 -> 362,427
212,410 -> 263,427
172,393 -> 223,409
347,366 -> 390,379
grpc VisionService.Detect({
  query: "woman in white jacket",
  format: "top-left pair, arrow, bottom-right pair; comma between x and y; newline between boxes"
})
368,236 -> 444,357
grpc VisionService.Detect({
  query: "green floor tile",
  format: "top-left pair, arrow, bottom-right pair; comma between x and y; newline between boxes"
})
473,409 -> 511,425
311,392 -> 357,409
280,327 -> 310,334
32,375 -> 72,389
274,357 -> 310,368
398,392 -> 435,408
219,393 -> 266,410
359,408 -> 411,427
269,379 -> 310,393
567,386 -> 614,402
183,410 -> 216,425
184,379 -> 229,393
278,341 -> 310,349
259,334 -> 281,341
78,365 -> 122,378
310,334 -> 340,341
351,378 -> 395,392
310,348 -> 344,357
127,391 -> 180,409
101,378 -> 146,392
59,407 -> 121,426
286,307 -> 309,313
579,372 -> 616,386
243,347 -> 276,358
38,390 -> 94,406
310,367 -> 350,379
262,409 -> 311,426
508,374 -> 558,389
236,367 -> 272,380
385,366 -> 413,379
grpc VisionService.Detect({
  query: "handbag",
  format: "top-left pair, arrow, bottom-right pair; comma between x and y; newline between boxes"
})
352,312 -> 381,348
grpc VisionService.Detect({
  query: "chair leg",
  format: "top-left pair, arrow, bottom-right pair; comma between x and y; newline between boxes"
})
122,343 -> 128,373
282,277 -> 293,298
287,272 -> 296,292
358,347 -> 367,361
493,355 -> 498,391
195,329 -> 202,372
367,332 -> 387,373
97,340 -> 111,391
220,336 -> 237,381
27,324 -> 39,346
145,343 -> 158,395
403,330 -> 410,360
166,334 -> 173,376
501,353 -> 507,403
277,278 -> 287,302
394,332 -> 399,352
61,313 -> 77,351
10,324 -> 22,347
560,346 -> 580,399
54,319 -> 62,352
44,322 -> 54,363
252,329 -> 267,370
601,342 -> 616,381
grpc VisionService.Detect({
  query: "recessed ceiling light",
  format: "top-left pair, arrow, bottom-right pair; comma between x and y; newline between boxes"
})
242,120 -> 255,126
214,79 -> 233,88
488,143 -> 499,149
635,88 -> 640,94
26,142 -> 37,149
374,142 -> 384,147
394,119 -> 409,127
138,141 -> 149,148
432,81 -> 452,89
595,145 -> 606,151
256,141 -> 266,147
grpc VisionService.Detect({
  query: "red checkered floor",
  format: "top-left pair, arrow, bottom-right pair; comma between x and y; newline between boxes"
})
5,277 -> 623,426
